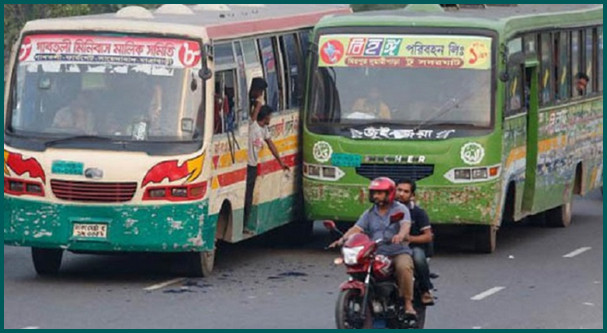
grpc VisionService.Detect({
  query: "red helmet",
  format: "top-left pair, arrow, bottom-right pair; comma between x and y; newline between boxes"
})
368,177 -> 396,204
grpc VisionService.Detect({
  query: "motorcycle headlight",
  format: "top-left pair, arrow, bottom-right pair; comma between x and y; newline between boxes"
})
342,246 -> 364,265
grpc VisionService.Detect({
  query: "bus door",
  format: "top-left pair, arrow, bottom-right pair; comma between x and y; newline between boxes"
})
521,61 -> 539,212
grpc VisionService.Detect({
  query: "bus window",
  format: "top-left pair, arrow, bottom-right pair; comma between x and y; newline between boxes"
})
214,70 -> 237,135
506,64 -> 524,116
585,28 -> 594,94
299,30 -> 311,59
571,31 -> 583,97
258,37 -> 280,111
214,43 -> 235,67
234,41 -> 249,122
242,39 -> 260,67
506,38 -> 524,115
599,27 -> 603,92
280,33 -> 303,109
523,34 -> 537,54
557,31 -> 570,101
540,32 -> 554,105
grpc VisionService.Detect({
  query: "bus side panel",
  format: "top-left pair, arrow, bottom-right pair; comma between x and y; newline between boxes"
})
532,97 -> 602,213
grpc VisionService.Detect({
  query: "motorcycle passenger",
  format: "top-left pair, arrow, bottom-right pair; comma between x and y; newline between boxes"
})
395,179 -> 435,306
330,177 -> 417,317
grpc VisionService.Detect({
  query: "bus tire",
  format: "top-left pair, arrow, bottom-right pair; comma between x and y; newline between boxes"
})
473,225 -> 497,254
31,247 -> 63,276
545,201 -> 572,228
188,250 -> 215,277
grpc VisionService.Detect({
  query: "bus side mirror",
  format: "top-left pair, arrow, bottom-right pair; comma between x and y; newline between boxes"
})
198,68 -> 213,81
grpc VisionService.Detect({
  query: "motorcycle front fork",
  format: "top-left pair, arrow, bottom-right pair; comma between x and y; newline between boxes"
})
359,260 -> 374,322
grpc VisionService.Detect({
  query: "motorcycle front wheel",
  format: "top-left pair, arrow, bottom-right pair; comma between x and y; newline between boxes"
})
335,289 -> 373,329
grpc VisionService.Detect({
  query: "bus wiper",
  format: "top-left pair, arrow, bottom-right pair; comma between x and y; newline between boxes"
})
44,135 -> 116,147
412,95 -> 467,133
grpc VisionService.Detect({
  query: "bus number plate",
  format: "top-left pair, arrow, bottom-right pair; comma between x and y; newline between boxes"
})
73,223 -> 108,239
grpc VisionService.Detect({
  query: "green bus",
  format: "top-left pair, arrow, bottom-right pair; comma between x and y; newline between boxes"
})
302,4 -> 603,252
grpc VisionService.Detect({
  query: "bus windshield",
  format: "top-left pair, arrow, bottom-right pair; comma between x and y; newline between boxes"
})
308,33 -> 493,130
8,34 -> 205,143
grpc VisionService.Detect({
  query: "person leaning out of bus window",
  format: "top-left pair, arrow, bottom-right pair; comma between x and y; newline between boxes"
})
351,86 -> 391,120
244,105 -> 290,223
52,92 -> 96,135
249,77 -> 268,121
575,72 -> 590,96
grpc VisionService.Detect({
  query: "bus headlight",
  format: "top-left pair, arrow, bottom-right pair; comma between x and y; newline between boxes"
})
303,163 -> 345,181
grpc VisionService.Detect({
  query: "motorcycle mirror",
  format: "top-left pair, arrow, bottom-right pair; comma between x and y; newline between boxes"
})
323,220 -> 337,231
390,212 -> 404,224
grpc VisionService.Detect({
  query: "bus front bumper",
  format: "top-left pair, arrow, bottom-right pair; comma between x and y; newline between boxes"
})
303,179 -> 502,225
3,196 -> 215,253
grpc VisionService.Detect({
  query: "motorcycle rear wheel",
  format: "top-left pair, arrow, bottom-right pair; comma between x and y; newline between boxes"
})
336,289 -> 373,329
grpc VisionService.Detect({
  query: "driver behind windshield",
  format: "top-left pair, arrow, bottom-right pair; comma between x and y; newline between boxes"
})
52,92 -> 96,135
350,86 -> 392,120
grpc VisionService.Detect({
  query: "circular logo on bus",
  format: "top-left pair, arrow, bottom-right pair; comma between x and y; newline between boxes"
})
320,40 -> 344,65
461,142 -> 485,165
18,37 -> 33,62
178,41 -> 202,68
313,141 -> 333,163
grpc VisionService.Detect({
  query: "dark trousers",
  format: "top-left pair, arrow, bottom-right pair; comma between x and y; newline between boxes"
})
412,247 -> 433,292
244,165 -> 258,224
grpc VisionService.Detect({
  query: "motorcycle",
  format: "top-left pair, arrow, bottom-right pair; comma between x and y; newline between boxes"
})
324,218 -> 428,329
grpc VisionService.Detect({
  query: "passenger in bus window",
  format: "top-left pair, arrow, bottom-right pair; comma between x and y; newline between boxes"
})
52,92 -> 95,134
249,77 -> 268,122
244,105 -> 289,225
350,86 -> 391,120
147,84 -> 165,135
575,72 -> 589,96
214,82 -> 229,134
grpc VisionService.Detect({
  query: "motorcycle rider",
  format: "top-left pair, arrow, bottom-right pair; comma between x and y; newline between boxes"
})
395,179 -> 435,306
330,177 -> 417,317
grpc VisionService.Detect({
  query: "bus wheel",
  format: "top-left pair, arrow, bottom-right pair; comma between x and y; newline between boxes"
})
31,247 -> 63,276
545,201 -> 572,228
473,226 -> 497,254
188,250 -> 215,277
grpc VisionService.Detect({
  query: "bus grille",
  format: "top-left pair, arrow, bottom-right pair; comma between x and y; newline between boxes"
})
355,164 -> 435,182
51,180 -> 137,203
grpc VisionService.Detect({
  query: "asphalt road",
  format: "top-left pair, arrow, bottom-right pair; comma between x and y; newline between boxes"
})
4,190 -> 603,329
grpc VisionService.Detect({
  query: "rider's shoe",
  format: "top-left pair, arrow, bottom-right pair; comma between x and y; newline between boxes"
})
422,291 -> 435,306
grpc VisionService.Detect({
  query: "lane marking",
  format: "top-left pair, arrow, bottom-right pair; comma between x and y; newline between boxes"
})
563,247 -> 592,258
21,327 -> 39,329
470,286 -> 506,301
143,278 -> 186,291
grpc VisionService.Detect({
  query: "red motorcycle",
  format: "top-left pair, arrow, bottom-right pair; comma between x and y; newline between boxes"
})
324,220 -> 427,329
